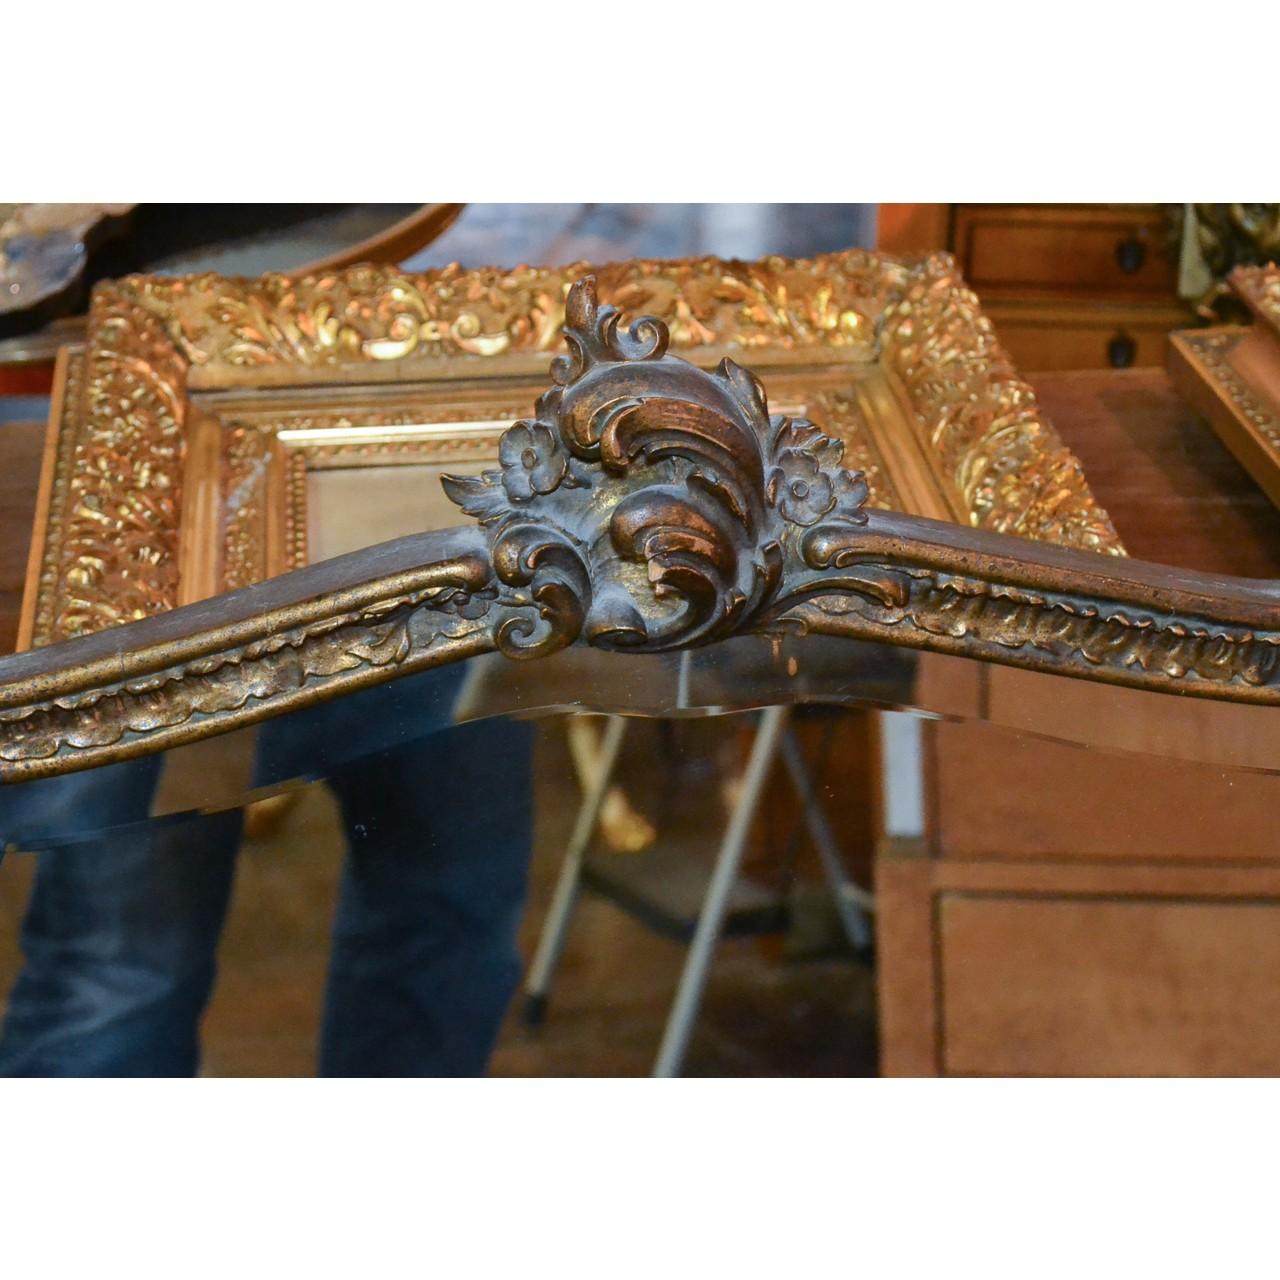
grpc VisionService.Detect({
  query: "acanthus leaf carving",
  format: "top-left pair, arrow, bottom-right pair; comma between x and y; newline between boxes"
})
442,275 -> 872,659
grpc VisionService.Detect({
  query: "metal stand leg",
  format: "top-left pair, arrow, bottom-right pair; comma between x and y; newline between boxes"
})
522,715 -> 628,1025
779,728 -> 873,951
566,716 -> 654,854
652,704 -> 790,1077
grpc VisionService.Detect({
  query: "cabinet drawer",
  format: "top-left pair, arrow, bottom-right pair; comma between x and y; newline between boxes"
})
940,895 -> 1280,1075
930,719 -> 1280,863
955,205 -> 1177,299
984,301 -> 1190,371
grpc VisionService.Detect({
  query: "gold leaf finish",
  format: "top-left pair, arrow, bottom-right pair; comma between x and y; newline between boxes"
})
28,250 -> 1121,648
59,291 -> 188,636
804,388 -> 900,511
144,265 -> 565,368
129,255 -> 890,374
1181,330 -> 1280,451
222,424 -> 275,591
878,254 -> 1123,552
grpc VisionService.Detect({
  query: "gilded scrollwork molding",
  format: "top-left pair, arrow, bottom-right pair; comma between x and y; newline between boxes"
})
26,348 -> 85,649
1178,330 -> 1280,450
803,388 -> 899,511
876,254 -> 1123,554
56,291 -> 190,637
124,253 -> 892,373
222,423 -> 275,590
139,264 -> 568,367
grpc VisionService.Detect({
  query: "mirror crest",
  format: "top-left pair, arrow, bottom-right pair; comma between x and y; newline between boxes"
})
441,276 -> 870,658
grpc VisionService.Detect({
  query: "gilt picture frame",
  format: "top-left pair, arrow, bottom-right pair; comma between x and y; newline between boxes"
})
1168,263 -> 1280,511
18,249 -> 1122,651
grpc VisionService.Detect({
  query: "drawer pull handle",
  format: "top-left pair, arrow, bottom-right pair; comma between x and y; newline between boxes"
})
1115,236 -> 1146,274
1107,332 -> 1136,369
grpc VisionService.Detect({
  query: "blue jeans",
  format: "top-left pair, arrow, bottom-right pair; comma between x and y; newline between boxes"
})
0,671 -> 533,1077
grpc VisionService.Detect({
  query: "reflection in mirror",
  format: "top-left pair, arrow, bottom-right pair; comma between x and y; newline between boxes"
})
3,260 -> 1279,1078
3,693 -> 1275,1075
5,632 -> 1277,851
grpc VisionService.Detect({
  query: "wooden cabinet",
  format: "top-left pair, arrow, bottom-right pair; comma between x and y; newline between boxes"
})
877,711 -> 1280,1077
873,367 -> 1280,1077
878,203 -> 1194,371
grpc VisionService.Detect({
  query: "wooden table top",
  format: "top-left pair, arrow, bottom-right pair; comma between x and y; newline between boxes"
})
1032,368 -> 1280,578
1,367 -> 1278,656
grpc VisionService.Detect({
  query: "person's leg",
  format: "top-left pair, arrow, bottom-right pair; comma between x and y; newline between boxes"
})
318,716 -> 534,1077
0,760 -> 242,1077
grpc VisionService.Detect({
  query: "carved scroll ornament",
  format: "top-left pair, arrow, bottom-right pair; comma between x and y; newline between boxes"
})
0,276 -> 1276,782
439,277 -> 872,659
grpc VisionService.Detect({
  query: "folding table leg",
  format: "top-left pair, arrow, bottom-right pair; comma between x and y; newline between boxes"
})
522,715 -> 629,1025
651,704 -> 790,1078
779,728 -> 873,951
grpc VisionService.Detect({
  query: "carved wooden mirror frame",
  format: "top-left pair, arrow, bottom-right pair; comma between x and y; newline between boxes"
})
1,274 -> 1276,783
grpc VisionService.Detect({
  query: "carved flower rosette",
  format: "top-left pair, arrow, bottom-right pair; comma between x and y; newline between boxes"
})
442,276 -> 870,659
